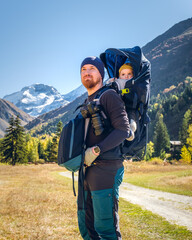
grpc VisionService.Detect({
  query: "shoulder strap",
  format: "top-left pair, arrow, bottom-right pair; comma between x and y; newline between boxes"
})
72,172 -> 76,196
94,86 -> 117,104
84,118 -> 90,141
93,87 -> 116,121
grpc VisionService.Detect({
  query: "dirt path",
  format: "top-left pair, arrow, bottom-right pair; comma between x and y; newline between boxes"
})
120,182 -> 192,231
60,171 -> 192,231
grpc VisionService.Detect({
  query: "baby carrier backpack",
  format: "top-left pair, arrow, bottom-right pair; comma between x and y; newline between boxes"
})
100,46 -> 151,159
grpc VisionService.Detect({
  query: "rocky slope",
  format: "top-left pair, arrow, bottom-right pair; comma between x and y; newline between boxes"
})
0,99 -> 33,138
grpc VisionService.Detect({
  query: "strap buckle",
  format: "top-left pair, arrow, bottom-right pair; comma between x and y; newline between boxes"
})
121,88 -> 130,95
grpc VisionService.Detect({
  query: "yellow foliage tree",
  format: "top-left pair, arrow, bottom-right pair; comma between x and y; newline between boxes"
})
144,141 -> 154,161
180,145 -> 191,164
26,137 -> 39,163
186,124 -> 192,155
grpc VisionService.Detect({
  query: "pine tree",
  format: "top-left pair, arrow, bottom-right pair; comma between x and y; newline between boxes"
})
153,114 -> 170,157
45,138 -> 52,162
1,115 -> 26,165
179,109 -> 192,145
38,141 -> 45,160
56,121 -> 63,138
46,121 -> 63,162
1,116 -> 15,164
0,138 -> 3,161
49,136 -> 58,162
42,122 -> 63,162
14,116 -> 27,164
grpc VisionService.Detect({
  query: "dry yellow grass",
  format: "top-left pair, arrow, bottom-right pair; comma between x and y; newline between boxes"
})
124,161 -> 192,174
0,164 -> 81,240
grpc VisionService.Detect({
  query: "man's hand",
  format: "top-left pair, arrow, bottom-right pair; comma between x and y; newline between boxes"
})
84,146 -> 100,167
130,119 -> 137,132
126,129 -> 134,141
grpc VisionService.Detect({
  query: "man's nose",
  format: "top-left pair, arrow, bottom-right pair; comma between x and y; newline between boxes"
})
84,69 -> 91,74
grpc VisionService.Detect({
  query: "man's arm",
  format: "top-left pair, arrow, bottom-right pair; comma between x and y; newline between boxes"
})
97,89 -> 130,153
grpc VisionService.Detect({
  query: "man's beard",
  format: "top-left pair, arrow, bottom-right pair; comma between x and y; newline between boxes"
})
82,75 -> 101,89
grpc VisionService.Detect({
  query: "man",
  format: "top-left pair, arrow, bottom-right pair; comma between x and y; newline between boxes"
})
78,56 -> 131,240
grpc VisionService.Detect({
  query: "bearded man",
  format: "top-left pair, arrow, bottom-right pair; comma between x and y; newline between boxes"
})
78,56 -> 131,240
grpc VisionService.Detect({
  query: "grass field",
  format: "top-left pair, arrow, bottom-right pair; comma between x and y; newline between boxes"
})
123,161 -> 192,196
0,163 -> 192,240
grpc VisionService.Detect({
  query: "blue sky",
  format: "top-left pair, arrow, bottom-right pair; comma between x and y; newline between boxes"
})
0,0 -> 191,98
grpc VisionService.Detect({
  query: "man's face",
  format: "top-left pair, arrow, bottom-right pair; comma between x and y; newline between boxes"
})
81,64 -> 102,89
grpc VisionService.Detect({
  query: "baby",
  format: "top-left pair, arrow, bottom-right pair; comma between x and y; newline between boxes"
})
118,64 -> 137,138
107,63 -> 137,140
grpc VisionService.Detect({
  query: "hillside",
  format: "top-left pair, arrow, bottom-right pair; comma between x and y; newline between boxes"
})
143,18 -> 192,96
0,99 -> 33,138
148,77 -> 192,141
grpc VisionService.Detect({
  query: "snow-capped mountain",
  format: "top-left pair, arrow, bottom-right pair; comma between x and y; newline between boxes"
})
3,84 -> 69,117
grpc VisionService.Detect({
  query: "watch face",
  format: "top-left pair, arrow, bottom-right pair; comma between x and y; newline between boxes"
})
94,146 -> 100,154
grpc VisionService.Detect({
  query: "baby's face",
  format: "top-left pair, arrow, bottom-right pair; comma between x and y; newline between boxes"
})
119,69 -> 133,80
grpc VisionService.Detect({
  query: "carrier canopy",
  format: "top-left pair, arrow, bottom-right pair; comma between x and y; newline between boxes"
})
100,46 -> 151,110
100,46 -> 150,78
100,46 -> 151,158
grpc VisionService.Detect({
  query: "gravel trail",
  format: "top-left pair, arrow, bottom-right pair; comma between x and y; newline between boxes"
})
120,182 -> 192,231
60,171 -> 192,231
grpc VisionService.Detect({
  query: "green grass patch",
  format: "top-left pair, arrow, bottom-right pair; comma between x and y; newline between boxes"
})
123,162 -> 192,196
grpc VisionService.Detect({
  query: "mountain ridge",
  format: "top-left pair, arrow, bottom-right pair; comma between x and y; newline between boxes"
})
3,83 -> 69,117
0,98 -> 33,138
143,18 -> 192,53
143,18 -> 192,96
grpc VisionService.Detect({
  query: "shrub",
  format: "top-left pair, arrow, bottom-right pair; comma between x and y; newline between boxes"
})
36,159 -> 45,164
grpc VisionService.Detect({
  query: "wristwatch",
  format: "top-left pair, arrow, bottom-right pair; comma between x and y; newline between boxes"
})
93,146 -> 101,155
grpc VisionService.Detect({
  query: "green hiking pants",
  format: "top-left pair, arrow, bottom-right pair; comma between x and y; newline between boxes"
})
77,160 -> 124,240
